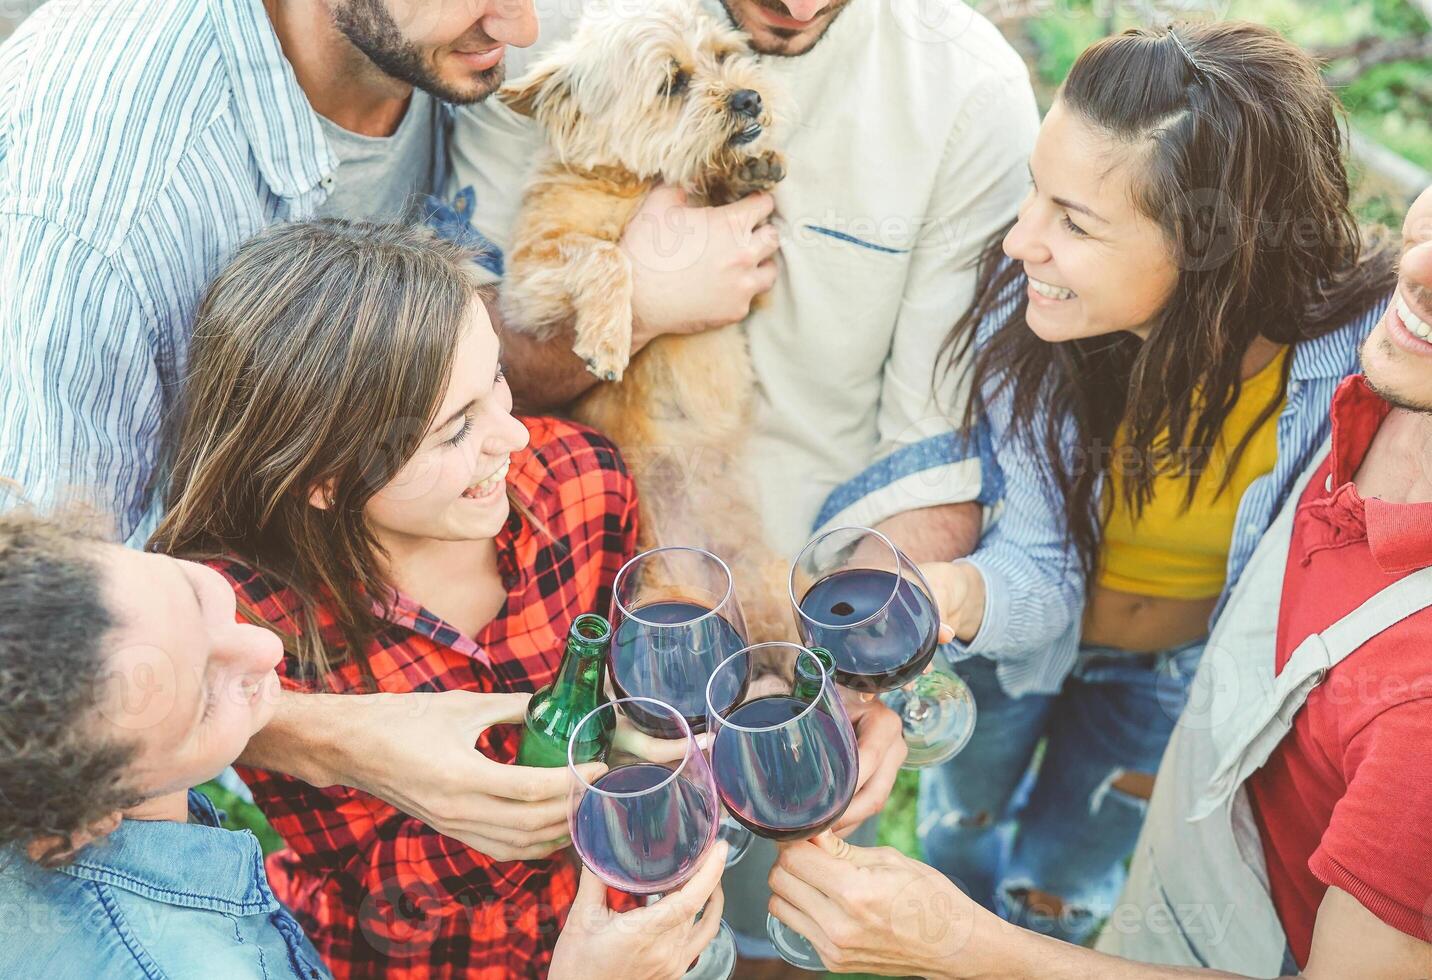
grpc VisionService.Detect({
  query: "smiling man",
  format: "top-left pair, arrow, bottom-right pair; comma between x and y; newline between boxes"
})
0,0 -> 538,543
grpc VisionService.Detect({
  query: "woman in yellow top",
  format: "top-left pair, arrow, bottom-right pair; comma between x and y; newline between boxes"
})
905,23 -> 1398,944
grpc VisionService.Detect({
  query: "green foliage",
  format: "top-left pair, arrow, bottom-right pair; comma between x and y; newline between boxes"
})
195,779 -> 284,855
1017,0 -> 1432,177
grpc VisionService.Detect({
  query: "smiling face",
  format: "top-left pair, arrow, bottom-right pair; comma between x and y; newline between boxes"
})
1361,186 -> 1432,413
1002,99 -> 1180,344
499,0 -> 782,186
95,548 -> 283,800
362,298 -> 531,548
331,0 -> 539,104
717,0 -> 855,56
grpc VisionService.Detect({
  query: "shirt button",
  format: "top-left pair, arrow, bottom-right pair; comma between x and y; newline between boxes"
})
1325,474 -> 1334,492
1288,381 -> 1302,396
321,176 -> 335,190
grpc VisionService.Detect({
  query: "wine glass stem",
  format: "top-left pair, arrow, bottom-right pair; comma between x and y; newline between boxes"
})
901,681 -> 931,724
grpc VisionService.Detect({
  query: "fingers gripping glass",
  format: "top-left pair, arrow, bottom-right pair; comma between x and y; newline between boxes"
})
706,643 -> 859,970
790,526 -> 976,768
568,698 -> 736,980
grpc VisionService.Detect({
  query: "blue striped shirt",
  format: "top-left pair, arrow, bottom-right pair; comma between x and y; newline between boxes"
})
0,0 -> 453,543
828,276 -> 1390,697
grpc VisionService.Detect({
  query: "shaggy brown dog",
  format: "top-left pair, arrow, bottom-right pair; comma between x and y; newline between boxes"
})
499,0 -> 792,640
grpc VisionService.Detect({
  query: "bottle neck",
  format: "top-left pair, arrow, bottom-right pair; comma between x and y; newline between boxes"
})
550,613 -> 611,700
793,646 -> 834,702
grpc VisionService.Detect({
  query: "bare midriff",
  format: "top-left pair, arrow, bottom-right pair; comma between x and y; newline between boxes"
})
1080,583 -> 1216,653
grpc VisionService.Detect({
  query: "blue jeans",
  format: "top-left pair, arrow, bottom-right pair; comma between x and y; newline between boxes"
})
918,641 -> 1204,945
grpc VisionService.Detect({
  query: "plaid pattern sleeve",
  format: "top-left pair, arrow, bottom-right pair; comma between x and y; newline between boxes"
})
215,418 -> 638,980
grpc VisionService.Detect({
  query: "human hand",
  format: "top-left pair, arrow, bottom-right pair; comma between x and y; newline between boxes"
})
621,185 -> 780,348
327,690 -> 602,861
549,842 -> 729,980
917,561 -> 986,645
831,694 -> 906,835
768,833 -> 1009,978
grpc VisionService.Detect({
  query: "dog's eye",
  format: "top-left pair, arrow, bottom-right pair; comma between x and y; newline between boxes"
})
662,69 -> 690,98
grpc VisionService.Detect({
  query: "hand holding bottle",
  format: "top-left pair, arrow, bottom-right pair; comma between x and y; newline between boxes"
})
294,688 -> 605,862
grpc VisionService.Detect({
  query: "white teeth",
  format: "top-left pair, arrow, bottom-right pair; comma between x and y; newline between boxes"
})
464,458 -> 510,498
1029,276 -> 1076,301
1396,292 -> 1432,340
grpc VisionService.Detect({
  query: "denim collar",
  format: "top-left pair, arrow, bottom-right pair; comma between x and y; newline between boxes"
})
210,0 -> 336,199
58,791 -> 278,916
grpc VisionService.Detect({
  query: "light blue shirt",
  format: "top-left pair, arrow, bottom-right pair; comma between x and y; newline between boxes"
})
0,791 -> 330,980
0,0 -> 459,544
825,275 -> 1391,697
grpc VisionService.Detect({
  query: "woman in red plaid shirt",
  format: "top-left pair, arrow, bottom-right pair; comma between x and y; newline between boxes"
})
151,221 -> 726,979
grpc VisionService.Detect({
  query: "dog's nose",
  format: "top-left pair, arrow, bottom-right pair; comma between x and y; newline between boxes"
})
729,89 -> 763,118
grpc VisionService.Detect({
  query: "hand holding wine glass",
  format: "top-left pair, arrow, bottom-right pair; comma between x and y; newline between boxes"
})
568,697 -> 738,980
791,526 -> 978,768
549,843 -> 729,980
916,560 -> 987,645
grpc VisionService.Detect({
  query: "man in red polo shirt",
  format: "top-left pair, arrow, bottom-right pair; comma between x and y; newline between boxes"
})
762,186 -> 1432,979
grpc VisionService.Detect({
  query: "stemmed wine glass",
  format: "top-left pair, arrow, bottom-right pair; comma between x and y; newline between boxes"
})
610,546 -> 754,863
790,525 -> 976,768
705,642 -> 859,972
568,697 -> 737,980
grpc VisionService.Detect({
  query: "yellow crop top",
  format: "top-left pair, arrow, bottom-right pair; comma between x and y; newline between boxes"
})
1098,347 -> 1288,600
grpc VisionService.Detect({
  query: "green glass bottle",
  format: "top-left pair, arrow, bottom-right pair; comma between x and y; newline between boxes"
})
516,613 -> 614,768
793,646 -> 836,703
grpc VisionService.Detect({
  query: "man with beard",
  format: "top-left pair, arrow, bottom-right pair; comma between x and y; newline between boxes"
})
450,0 -> 1039,971
0,1 -> 728,971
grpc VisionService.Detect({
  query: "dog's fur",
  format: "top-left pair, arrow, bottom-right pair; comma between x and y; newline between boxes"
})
499,0 -> 792,641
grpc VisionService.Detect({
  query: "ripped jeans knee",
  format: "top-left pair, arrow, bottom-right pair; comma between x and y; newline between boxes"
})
998,879 -> 1102,944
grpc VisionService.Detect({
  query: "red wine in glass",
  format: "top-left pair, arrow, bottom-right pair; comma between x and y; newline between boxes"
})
705,643 -> 860,972
710,695 -> 857,841
798,567 -> 939,693
611,599 -> 749,738
568,697 -> 737,979
572,762 -> 717,894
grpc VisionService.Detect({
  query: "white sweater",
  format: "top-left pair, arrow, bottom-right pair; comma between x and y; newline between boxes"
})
451,0 -> 1038,553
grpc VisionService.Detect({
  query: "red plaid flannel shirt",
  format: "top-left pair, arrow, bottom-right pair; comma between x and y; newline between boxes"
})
215,419 -> 638,979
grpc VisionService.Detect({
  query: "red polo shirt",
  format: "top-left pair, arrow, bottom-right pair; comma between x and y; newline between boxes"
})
1247,376 -> 1432,968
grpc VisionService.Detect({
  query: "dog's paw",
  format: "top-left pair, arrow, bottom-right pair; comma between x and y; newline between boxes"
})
733,150 -> 787,195
572,334 -> 630,383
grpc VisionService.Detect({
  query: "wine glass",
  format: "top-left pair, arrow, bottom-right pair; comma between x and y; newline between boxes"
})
568,697 -> 736,980
790,525 -> 976,768
610,546 -> 754,863
705,642 -> 859,972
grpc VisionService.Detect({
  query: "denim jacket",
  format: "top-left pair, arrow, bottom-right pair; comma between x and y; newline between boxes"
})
821,277 -> 1391,699
0,791 -> 329,980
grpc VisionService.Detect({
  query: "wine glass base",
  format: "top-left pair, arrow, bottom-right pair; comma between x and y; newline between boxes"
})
718,817 -> 754,867
766,912 -> 825,971
884,670 -> 977,769
683,919 -> 738,980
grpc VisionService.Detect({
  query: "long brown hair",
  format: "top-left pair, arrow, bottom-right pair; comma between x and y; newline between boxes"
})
942,22 -> 1397,580
151,221 -> 493,685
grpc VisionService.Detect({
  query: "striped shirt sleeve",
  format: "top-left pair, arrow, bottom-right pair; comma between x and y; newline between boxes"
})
0,213 -> 162,539
952,353 -> 1084,689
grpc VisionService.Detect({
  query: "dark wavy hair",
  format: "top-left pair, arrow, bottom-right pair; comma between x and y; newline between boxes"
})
0,511 -> 139,867
941,22 -> 1397,579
